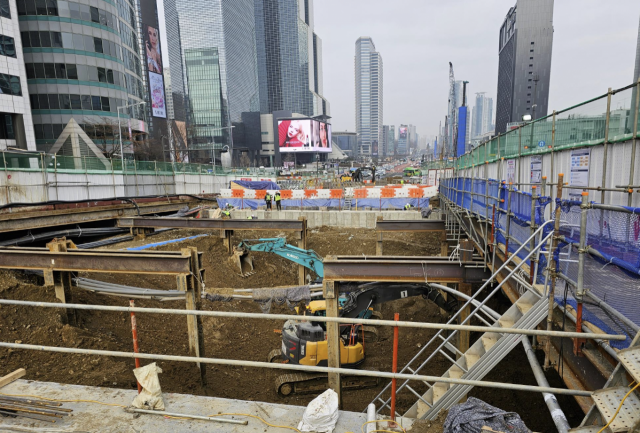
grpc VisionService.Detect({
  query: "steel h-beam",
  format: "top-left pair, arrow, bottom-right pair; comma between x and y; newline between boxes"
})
0,243 -> 207,384
118,217 -> 305,232
323,256 -> 490,283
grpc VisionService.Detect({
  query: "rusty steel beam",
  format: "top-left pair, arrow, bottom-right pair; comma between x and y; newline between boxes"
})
0,248 -> 193,275
376,220 -> 446,232
322,256 -> 490,283
0,201 -> 193,234
118,217 -> 305,231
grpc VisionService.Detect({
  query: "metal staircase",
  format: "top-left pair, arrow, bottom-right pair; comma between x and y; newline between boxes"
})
368,220 -> 555,420
343,197 -> 352,211
571,334 -> 640,433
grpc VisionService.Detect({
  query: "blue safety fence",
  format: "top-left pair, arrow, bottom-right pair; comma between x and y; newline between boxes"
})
440,176 -> 640,349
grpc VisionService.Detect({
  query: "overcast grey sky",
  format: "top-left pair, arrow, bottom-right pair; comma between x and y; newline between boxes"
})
314,1 -> 640,139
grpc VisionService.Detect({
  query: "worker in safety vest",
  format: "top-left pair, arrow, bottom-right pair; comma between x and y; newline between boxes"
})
275,192 -> 282,211
247,215 -> 257,220
222,210 -> 231,219
265,192 -> 272,210
401,180 -> 405,185
404,203 -> 414,211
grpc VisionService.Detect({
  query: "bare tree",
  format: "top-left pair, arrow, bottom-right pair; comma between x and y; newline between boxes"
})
84,117 -> 127,158
239,152 -> 251,168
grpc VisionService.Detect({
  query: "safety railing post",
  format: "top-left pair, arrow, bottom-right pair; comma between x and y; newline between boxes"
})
529,186 -> 538,284
629,79 -> 640,207
601,88 -> 613,204
518,126 -> 522,183
504,182 -> 513,258
574,191 -> 589,356
550,111 -> 556,203
390,312 -> 399,422
544,173 -> 564,369
130,299 -> 142,394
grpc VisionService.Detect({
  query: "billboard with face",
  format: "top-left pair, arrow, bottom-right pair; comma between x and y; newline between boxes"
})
399,127 -> 408,138
278,119 -> 332,153
141,0 -> 166,119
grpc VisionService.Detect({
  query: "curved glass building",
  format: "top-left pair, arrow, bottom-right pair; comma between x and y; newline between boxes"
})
17,0 -> 148,154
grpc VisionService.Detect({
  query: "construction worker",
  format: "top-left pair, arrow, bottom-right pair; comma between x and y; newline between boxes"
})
401,179 -> 405,185
247,215 -> 257,219
265,192 -> 272,210
222,209 -> 231,219
404,203 -> 414,211
275,191 -> 282,211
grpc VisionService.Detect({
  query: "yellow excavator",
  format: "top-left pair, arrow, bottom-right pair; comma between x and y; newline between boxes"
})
268,283 -> 457,396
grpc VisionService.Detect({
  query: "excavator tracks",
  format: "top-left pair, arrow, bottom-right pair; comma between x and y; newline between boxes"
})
275,371 -> 380,396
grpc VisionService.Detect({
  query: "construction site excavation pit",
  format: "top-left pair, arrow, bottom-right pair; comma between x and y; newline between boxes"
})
0,225 -> 583,431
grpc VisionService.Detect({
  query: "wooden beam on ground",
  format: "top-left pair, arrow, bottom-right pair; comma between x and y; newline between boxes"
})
0,369 -> 26,389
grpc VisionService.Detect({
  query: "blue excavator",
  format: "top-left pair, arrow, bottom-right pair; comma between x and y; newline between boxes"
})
231,237 -> 458,396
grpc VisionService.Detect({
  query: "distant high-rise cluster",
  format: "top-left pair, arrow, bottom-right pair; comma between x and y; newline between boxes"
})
355,36 -> 383,158
471,93 -> 494,141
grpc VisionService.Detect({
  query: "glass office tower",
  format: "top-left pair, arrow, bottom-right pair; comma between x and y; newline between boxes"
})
355,36 -> 383,157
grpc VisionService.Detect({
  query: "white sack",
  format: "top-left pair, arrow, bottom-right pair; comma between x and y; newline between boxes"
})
131,363 -> 165,411
298,389 -> 339,433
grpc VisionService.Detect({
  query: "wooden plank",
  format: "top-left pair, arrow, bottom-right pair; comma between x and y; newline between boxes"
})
0,368 -> 26,389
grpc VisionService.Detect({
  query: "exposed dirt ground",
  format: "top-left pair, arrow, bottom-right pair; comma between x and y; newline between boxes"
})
0,225 -> 583,430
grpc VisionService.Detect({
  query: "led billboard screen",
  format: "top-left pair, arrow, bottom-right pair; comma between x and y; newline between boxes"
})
399,127 -> 408,138
278,119 -> 332,153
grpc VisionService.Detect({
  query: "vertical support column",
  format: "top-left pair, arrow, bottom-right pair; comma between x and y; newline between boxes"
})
504,183 -> 514,258
529,186 -> 538,284
221,230 -> 233,254
628,79 -> 640,207
376,216 -> 383,256
324,279 -> 342,408
458,239 -> 473,359
179,247 -> 206,385
46,239 -> 77,326
544,174 -> 564,369
550,112 -> 556,203
574,192 -> 589,356
601,88 -> 613,204
298,217 -> 307,285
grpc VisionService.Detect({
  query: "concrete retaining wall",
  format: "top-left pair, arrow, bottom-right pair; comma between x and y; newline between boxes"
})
228,210 -> 423,228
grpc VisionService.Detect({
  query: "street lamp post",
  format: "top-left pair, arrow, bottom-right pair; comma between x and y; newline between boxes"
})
117,101 -> 146,173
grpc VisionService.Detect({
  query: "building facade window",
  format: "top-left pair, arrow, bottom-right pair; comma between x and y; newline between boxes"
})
0,35 -> 16,58
17,0 -> 119,33
0,74 -> 22,96
25,62 -> 125,87
30,92 -> 124,115
0,0 -> 10,18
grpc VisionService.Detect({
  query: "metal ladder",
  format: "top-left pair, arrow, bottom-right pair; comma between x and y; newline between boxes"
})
368,220 -> 555,420
343,197 -> 353,211
570,333 -> 640,433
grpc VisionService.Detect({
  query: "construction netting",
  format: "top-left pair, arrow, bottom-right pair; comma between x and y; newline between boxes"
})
424,82 -> 640,172
440,177 -> 640,349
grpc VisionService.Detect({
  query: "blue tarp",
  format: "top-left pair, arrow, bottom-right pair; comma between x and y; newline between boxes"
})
217,197 -> 428,211
230,180 -> 280,190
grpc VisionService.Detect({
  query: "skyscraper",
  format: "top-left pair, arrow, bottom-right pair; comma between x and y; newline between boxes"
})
388,125 -> 395,156
18,0 -> 149,153
397,125 -> 408,155
495,0 -> 554,134
355,36 -> 383,157
382,125 -> 389,157
255,0 -> 329,117
164,0 -> 261,160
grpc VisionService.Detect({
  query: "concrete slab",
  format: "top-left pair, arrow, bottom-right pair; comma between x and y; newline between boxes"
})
0,380 -> 414,433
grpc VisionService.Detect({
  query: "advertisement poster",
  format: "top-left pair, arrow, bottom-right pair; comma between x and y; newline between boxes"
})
530,155 -> 542,184
506,159 -> 516,184
399,127 -> 408,138
278,119 -> 332,153
570,148 -> 590,197
148,72 -> 166,118
428,169 -> 437,187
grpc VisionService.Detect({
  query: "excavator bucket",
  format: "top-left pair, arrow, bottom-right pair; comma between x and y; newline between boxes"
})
230,246 -> 255,277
